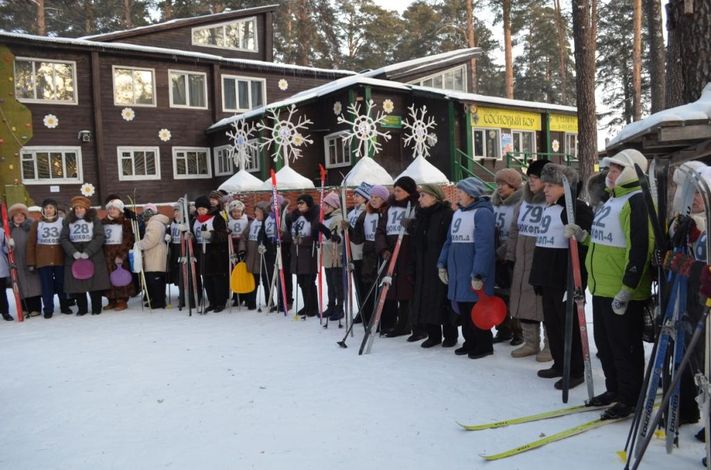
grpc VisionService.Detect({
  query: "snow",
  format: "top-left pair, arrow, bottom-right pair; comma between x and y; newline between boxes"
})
261,165 -> 315,190
439,88 -> 578,114
0,288 -> 702,470
608,82 -> 711,147
396,155 -> 449,184
218,169 -> 264,193
342,157 -> 394,186
362,48 -> 478,78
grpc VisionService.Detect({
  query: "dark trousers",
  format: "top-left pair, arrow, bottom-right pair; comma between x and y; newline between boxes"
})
204,273 -> 228,309
426,322 -> 458,343
74,291 -> 103,314
145,272 -> 166,308
382,299 -> 411,333
297,273 -> 317,316
38,265 -> 68,314
0,279 -> 8,314
178,263 -> 202,309
542,286 -> 584,376
325,267 -> 344,313
352,259 -> 364,307
458,301 -> 493,354
592,295 -> 645,405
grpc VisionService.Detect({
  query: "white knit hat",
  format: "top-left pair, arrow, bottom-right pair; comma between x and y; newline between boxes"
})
105,199 -> 125,212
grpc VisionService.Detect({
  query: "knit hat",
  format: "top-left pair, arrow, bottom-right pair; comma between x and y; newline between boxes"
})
70,196 -> 92,210
495,168 -> 523,189
354,182 -> 373,200
105,199 -> 125,212
255,200 -> 272,215
369,185 -> 390,201
419,184 -> 444,201
526,159 -> 551,177
195,196 -> 211,210
8,203 -> 28,219
322,191 -> 340,209
456,177 -> 488,198
209,190 -> 225,200
228,200 -> 245,212
143,203 -> 158,214
104,194 -> 122,205
394,176 -> 417,195
296,194 -> 314,208
270,194 -> 285,208
540,163 -> 579,187
41,198 -> 58,209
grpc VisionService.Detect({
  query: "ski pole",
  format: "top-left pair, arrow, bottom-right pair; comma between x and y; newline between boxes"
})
337,259 -> 388,348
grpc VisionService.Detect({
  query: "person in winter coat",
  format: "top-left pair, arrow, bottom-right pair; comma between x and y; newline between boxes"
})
376,176 -> 420,339
265,194 -> 293,313
491,168 -> 524,346
245,201 -> 271,309
26,198 -> 72,317
349,184 -> 390,326
192,196 -> 230,313
566,149 -> 655,420
0,229 -> 13,321
168,203 -> 183,293
227,199 -> 254,309
101,199 -> 135,311
321,191 -> 344,321
137,213 -> 171,309
438,177 -> 496,359
343,182 -> 371,318
411,184 -> 456,348
506,159 -> 551,361
7,204 -> 42,317
529,164 -> 593,390
60,195 -> 111,315
209,190 -> 226,216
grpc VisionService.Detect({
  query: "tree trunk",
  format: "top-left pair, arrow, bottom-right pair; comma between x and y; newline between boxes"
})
295,0 -> 310,66
84,0 -> 95,35
162,0 -> 173,21
665,2 -> 684,107
123,0 -> 133,29
572,0 -> 597,184
645,0 -> 666,112
553,0 -> 568,104
36,0 -> 46,36
503,0 -> 513,99
632,0 -> 643,120
675,0 -> 711,103
467,0 -> 478,92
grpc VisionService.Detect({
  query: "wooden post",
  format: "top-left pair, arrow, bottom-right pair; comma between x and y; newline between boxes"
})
90,51 -> 105,205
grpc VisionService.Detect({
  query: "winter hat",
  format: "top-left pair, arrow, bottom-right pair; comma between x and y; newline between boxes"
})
255,200 -> 272,215
296,194 -> 314,208
209,190 -> 224,202
28,205 -> 41,213
354,182 -> 373,200
394,176 -> 417,195
70,195 -> 92,210
104,194 -> 122,205
602,149 -> 648,187
495,168 -> 523,189
419,183 -> 444,201
41,198 -> 58,209
456,177 -> 488,198
105,199 -> 125,212
526,159 -> 551,177
8,203 -> 28,219
322,191 -> 341,209
369,185 -> 390,201
143,203 -> 158,214
228,199 -> 245,213
672,160 -> 706,185
194,196 -> 211,210
540,163 -> 579,187
270,194 -> 285,208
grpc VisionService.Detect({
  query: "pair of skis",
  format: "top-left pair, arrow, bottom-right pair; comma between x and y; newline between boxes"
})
127,194 -> 151,311
270,170 -> 290,317
178,196 -> 200,316
1,202 -> 24,322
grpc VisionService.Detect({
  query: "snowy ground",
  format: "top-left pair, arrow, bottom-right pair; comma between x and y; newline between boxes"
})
0,286 -> 704,470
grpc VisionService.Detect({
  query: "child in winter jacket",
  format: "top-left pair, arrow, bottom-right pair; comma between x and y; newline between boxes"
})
321,191 -> 344,322
192,196 -> 229,312
245,201 -> 271,309
344,182 -> 371,314
138,212 -> 171,309
227,199 -> 253,309
102,199 -> 135,311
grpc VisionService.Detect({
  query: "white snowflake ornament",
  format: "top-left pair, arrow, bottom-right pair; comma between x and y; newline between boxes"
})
336,99 -> 391,159
121,108 -> 135,122
403,105 -> 438,159
257,104 -> 313,167
278,79 -> 289,91
226,119 -> 259,171
80,182 -> 95,197
158,128 -> 172,142
333,101 -> 342,115
382,99 -> 394,114
43,114 -> 58,129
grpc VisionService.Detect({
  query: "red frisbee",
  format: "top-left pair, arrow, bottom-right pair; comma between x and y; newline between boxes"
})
470,289 -> 507,330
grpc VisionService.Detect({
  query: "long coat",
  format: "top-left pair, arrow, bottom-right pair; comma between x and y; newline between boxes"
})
193,209 -> 229,277
286,205 -> 325,275
101,214 -> 135,299
411,201 -> 453,325
140,214 -> 170,272
26,216 -> 65,268
505,184 -> 545,322
321,209 -> 343,269
244,218 -> 267,275
375,195 -> 418,301
60,209 -> 111,294
10,220 -> 42,299
0,231 -> 9,278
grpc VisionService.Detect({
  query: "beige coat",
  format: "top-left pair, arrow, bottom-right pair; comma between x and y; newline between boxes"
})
139,214 -> 170,273
322,209 -> 343,269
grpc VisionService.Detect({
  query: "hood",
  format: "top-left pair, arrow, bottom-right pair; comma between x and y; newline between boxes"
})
150,214 -> 170,227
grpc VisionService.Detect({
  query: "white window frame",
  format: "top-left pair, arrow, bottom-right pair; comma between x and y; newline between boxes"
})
243,138 -> 261,173
221,74 -> 266,112
112,65 -> 157,107
213,144 -> 234,177
191,17 -> 259,52
168,69 -> 208,109
565,133 -> 578,158
14,57 -> 78,105
409,64 -> 467,93
117,146 -> 161,181
20,146 -> 83,184
472,127 -> 502,160
172,146 -> 212,180
511,130 -> 537,155
324,131 -> 352,169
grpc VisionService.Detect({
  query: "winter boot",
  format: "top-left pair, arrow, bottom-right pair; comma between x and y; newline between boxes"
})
114,299 -> 128,311
2,312 -> 13,321
511,322 -> 540,358
536,329 -> 553,362
104,301 -> 117,311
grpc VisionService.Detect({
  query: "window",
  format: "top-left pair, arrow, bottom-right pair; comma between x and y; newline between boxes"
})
410,65 -> 467,92
113,66 -> 156,106
222,75 -> 265,112
565,133 -> 578,158
169,70 -> 207,109
173,147 -> 212,179
14,57 -> 77,104
192,17 -> 258,52
20,146 -> 82,184
472,128 -> 501,160
512,131 -> 536,155
117,147 -> 160,181
324,131 -> 351,169
214,145 -> 235,176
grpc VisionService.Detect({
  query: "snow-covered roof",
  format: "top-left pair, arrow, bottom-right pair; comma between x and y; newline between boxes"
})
438,89 -> 578,114
607,82 -> 711,148
396,156 -> 449,184
261,166 -> 315,190
218,169 -> 264,193
342,157 -> 394,186
0,31 -> 355,77
362,48 -> 479,79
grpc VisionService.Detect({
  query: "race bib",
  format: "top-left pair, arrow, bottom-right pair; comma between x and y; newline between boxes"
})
591,191 -> 638,248
494,204 -> 516,242
348,207 -> 363,228
291,215 -> 312,238
229,216 -> 248,238
103,224 -> 124,246
386,206 -> 407,236
265,217 -> 276,239
248,220 -> 262,242
194,217 -> 215,244
516,201 -> 546,238
37,218 -> 62,245
695,232 -> 707,262
170,222 -> 181,244
69,220 -> 93,243
364,212 -> 379,242
535,205 -> 568,249
450,209 -> 477,244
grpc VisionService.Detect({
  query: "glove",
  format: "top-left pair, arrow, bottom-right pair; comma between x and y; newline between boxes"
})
612,288 -> 633,315
340,220 -> 350,230
7,238 -> 14,249
438,268 -> 449,285
257,244 -> 267,255
28,266 -> 35,272
115,257 -> 123,265
184,231 -> 193,240
202,231 -> 213,242
164,233 -> 172,243
73,252 -> 82,260
382,250 -> 392,260
177,224 -> 188,232
135,241 -> 144,251
471,277 -> 483,291
564,223 -> 588,242
330,233 -> 341,244
79,252 -> 89,259
400,217 -> 414,229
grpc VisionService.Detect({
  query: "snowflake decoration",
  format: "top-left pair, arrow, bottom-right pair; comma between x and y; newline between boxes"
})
226,119 -> 259,171
43,114 -> 58,129
278,79 -> 289,91
382,99 -> 394,114
257,104 -> 313,167
336,99 -> 391,159
80,182 -> 95,197
121,108 -> 135,122
402,105 -> 437,159
158,128 -> 171,142
333,101 -> 342,115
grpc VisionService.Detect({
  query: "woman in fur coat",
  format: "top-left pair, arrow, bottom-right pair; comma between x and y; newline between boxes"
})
101,199 -> 135,311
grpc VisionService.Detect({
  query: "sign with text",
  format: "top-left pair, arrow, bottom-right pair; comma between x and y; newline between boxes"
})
472,106 -> 541,131
549,113 -> 578,133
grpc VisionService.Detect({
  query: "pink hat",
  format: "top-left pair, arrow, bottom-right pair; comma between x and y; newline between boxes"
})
369,185 -> 390,201
322,191 -> 340,209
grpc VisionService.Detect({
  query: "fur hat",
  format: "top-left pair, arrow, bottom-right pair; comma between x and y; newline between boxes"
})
296,194 -> 314,208
194,196 -> 211,210
394,176 -> 417,195
322,191 -> 340,209
228,200 -> 245,213
495,168 -> 523,188
419,184 -> 444,201
354,182 -> 373,200
105,199 -> 125,212
456,177 -> 488,198
8,203 -> 28,219
526,159 -> 551,177
255,200 -> 272,214
540,163 -> 579,187
369,185 -> 390,201
70,196 -> 92,210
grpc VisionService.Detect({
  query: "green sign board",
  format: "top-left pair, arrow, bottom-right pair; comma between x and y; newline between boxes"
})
381,115 -> 402,129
